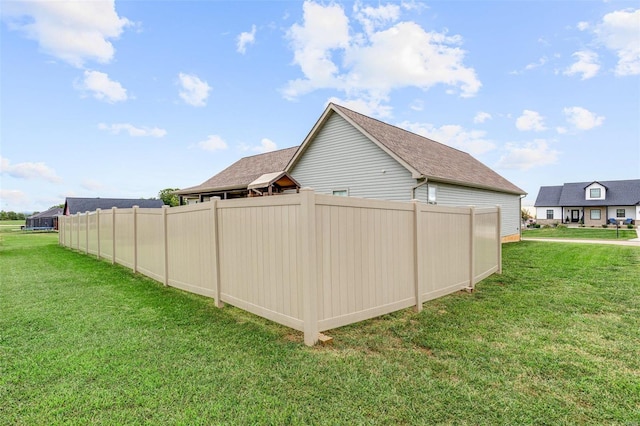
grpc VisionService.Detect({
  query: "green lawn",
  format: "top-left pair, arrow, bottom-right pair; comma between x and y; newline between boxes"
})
0,220 -> 25,233
523,226 -> 637,240
1,233 -> 639,424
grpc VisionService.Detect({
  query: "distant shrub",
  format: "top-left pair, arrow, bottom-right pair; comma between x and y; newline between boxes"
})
556,224 -> 567,229
602,224 -> 608,228
628,224 -> 635,229
542,224 -> 552,229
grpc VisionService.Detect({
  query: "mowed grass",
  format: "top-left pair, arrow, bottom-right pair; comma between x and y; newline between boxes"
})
1,233 -> 639,424
523,226 -> 637,240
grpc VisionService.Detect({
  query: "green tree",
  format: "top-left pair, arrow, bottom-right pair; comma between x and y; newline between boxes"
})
521,208 -> 532,223
158,188 -> 180,207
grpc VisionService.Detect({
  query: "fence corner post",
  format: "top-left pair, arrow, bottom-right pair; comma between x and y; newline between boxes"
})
412,199 -> 423,313
300,188 -> 319,346
469,205 -> 476,291
210,197 -> 223,308
162,205 -> 169,287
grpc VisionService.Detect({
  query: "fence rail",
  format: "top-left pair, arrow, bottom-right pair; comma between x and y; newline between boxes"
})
59,189 -> 501,345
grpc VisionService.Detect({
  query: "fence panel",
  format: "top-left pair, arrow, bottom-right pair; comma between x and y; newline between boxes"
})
474,208 -> 499,282
314,195 -> 416,331
77,213 -> 88,253
136,208 -> 165,282
166,203 -> 216,298
420,205 -> 472,301
217,195 -> 303,331
114,209 -> 134,268
99,209 -> 114,262
87,211 -> 99,256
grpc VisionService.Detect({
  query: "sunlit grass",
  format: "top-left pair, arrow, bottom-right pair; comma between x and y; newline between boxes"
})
2,233 -> 639,424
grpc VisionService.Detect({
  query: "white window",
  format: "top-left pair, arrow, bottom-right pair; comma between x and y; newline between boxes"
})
590,188 -> 601,198
546,210 -> 554,219
332,189 -> 348,197
616,209 -> 625,218
590,209 -> 601,220
428,186 -> 437,204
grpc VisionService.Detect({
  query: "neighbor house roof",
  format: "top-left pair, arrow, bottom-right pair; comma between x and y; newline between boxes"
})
534,179 -> 640,207
64,197 -> 164,215
287,103 -> 526,195
28,206 -> 63,219
176,146 -> 299,195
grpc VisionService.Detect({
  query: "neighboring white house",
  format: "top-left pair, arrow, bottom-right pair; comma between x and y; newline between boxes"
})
177,103 -> 527,242
534,180 -> 640,226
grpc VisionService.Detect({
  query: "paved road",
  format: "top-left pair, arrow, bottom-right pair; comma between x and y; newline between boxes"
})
521,228 -> 640,246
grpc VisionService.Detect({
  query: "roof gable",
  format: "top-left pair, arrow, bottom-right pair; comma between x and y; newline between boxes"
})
287,103 -> 525,195
177,146 -> 299,195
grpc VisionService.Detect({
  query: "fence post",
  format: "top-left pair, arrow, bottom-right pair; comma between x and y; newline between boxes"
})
300,188 -> 318,346
496,205 -> 502,274
412,200 -> 424,312
112,207 -> 116,265
210,198 -> 223,308
162,205 -> 169,287
96,209 -> 101,259
85,211 -> 89,255
75,213 -> 80,251
132,206 -> 138,273
468,206 -> 476,291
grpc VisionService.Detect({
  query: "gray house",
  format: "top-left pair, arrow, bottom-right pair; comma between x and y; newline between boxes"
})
25,206 -> 63,230
534,179 -> 640,226
177,103 -> 526,242
288,103 -> 525,242
64,197 -> 165,215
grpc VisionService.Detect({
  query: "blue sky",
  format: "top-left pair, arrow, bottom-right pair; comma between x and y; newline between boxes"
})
1,0 -> 639,213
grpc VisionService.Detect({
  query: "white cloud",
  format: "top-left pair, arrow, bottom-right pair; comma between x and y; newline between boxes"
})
76,70 -> 128,103
398,121 -> 496,156
2,0 -> 131,68
524,56 -> 548,71
237,25 -> 257,54
563,106 -> 605,130
496,139 -> 560,170
473,112 -> 492,124
178,73 -> 211,107
594,8 -> 640,76
252,138 -> 277,153
0,156 -> 62,183
577,21 -> 590,31
0,189 -> 29,209
353,2 -> 401,35
563,50 -> 600,79
516,110 -> 547,132
197,135 -> 228,151
328,96 -> 393,118
98,123 -> 167,137
283,1 -> 480,111
409,99 -> 424,111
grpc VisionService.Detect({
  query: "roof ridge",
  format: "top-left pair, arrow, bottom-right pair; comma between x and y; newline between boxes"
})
236,145 -> 299,161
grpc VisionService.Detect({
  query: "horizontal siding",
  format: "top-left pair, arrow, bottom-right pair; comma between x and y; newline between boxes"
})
435,183 -> 521,238
291,113 -> 416,201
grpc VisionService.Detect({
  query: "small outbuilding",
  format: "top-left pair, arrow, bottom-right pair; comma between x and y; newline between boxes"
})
25,207 -> 63,230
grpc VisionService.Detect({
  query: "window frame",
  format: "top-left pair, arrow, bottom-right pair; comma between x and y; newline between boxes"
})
546,209 -> 554,219
616,209 -> 625,218
590,209 -> 601,220
332,189 -> 349,197
589,188 -> 601,199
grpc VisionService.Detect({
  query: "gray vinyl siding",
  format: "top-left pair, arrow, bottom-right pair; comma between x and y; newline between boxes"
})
290,113 -> 416,201
434,182 -> 522,238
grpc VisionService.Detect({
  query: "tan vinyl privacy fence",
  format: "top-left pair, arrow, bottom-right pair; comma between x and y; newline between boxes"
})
59,188 -> 501,345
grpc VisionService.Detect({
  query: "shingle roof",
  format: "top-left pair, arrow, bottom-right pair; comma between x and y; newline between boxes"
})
29,207 -> 63,219
64,198 -> 164,214
176,146 -> 299,195
323,104 -> 525,194
534,180 -> 640,207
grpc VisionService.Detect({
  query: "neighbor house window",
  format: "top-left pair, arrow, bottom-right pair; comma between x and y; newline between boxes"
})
590,188 -> 601,198
546,210 -> 554,219
616,209 -> 625,218
332,189 -> 348,197
428,186 -> 437,204
590,209 -> 601,220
